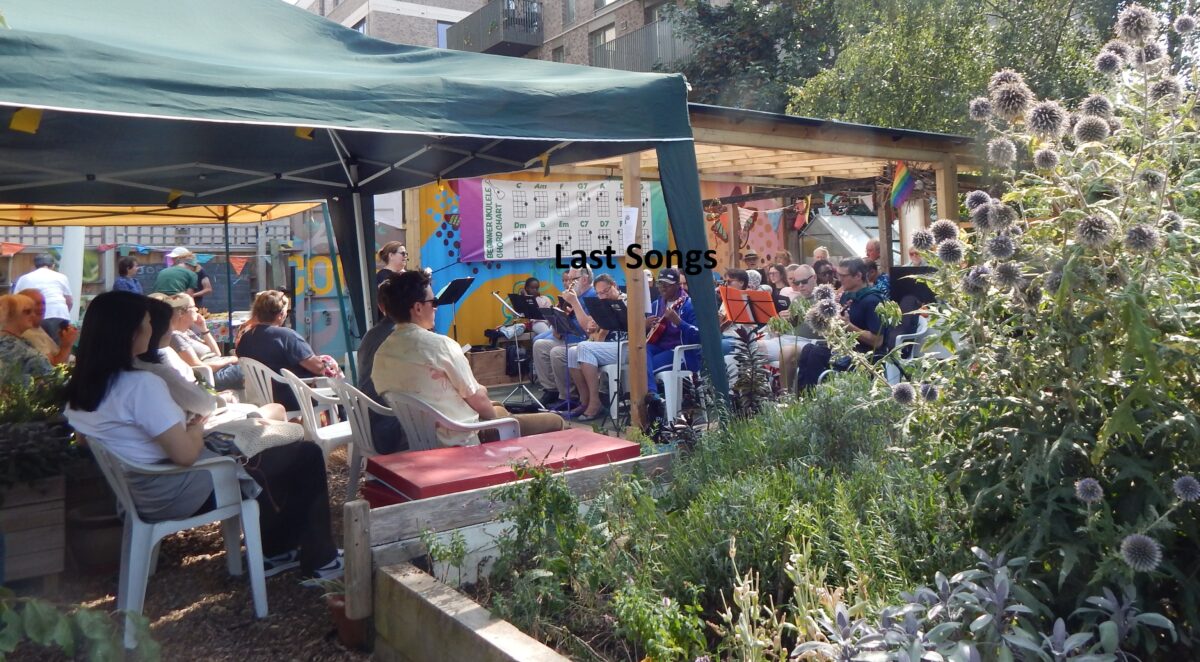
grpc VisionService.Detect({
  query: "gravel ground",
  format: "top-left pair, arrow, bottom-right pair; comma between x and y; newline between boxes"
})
11,448 -> 370,661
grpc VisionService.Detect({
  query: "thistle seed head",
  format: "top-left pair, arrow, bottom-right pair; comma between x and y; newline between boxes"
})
1026,101 -> 1068,139
1140,169 -> 1166,190
1124,224 -> 1160,252
813,283 -> 836,301
1103,40 -> 1134,60
968,97 -> 993,122
1117,4 -> 1158,43
1095,51 -> 1124,75
965,190 -> 991,211
988,69 -> 1026,93
1081,94 -> 1113,118
962,265 -> 991,296
1074,116 -> 1111,142
1034,148 -> 1059,170
911,229 -> 935,251
1160,211 -> 1183,232
994,261 -> 1023,289
986,233 -> 1017,260
891,382 -> 916,405
931,219 -> 960,243
987,137 -> 1018,167
937,239 -> 965,264
1075,477 -> 1104,504
1075,215 -> 1114,248
970,201 -> 996,232
1174,14 -> 1196,34
1120,534 -> 1162,573
1173,475 -> 1200,502
1150,78 -> 1182,106
990,83 -> 1033,121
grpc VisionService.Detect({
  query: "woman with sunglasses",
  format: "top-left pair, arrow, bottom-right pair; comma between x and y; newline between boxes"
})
376,241 -> 409,287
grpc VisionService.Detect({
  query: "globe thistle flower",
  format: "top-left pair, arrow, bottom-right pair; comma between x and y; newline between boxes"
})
1075,477 -> 1104,504
1160,211 -> 1183,232
965,190 -> 991,211
1081,94 -> 1113,118
993,203 -> 1018,230
990,83 -> 1033,121
962,265 -> 991,296
1026,101 -> 1068,139
994,261 -> 1023,289
1075,215 -> 1114,248
1074,116 -> 1111,142
1150,78 -> 1182,106
920,383 -> 939,402
1125,224 -> 1160,252
986,233 -> 1017,260
911,229 -> 935,251
970,201 -> 996,232
1095,51 -> 1124,75
1034,148 -> 1059,170
987,137 -> 1017,167
1173,475 -> 1200,502
1140,169 -> 1166,190
1103,39 -> 1134,60
968,97 -> 993,122
1120,534 -> 1163,573
988,68 -> 1026,92
938,239 -> 965,264
1117,4 -> 1158,43
805,302 -> 833,332
891,382 -> 916,405
1175,14 -> 1197,34
930,219 -> 960,243
1135,43 -> 1164,71
813,283 -> 835,301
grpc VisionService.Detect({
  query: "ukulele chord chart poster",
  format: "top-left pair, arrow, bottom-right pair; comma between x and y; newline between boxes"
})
457,179 -> 667,263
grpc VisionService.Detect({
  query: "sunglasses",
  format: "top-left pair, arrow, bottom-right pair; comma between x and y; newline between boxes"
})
791,275 -> 814,285
421,297 -> 438,307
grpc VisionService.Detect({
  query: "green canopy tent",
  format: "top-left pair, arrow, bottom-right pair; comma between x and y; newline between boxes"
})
0,0 -> 727,395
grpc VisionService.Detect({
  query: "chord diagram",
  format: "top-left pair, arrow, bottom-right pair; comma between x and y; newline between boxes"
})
533,191 -> 549,217
555,192 -> 570,217
578,229 -> 594,252
557,229 -> 572,252
512,191 -> 529,218
615,190 -> 624,207
535,229 -> 553,257
596,190 -> 611,216
576,192 -> 590,216
597,229 -> 611,250
513,231 -> 529,258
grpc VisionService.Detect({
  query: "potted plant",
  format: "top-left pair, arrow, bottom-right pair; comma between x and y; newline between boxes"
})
303,577 -> 370,651
0,365 -> 73,584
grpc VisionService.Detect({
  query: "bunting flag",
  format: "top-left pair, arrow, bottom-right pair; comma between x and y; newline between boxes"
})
890,161 -> 915,209
737,206 -> 756,230
194,253 -> 215,264
1,242 -> 24,257
765,209 -> 783,232
859,194 -> 876,212
229,256 -> 251,275
9,108 -> 42,134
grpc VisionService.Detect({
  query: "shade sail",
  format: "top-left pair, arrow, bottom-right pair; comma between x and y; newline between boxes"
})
0,203 -> 318,227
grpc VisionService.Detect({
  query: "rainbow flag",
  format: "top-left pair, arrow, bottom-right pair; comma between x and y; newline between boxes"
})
890,161 -> 915,208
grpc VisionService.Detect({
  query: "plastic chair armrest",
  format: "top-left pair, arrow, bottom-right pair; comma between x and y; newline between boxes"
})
671,343 -> 701,372
120,455 -> 243,507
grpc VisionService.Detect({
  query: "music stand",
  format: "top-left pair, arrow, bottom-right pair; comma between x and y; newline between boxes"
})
888,266 -> 937,307
436,277 -> 475,341
743,289 -> 779,325
584,298 -> 631,429
492,292 -> 544,408
718,286 -> 755,325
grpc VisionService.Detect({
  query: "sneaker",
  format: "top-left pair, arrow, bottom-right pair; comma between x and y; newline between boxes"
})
262,549 -> 300,577
312,551 -> 345,580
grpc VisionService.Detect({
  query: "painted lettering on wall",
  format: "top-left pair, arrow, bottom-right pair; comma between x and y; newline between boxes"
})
287,255 -> 347,296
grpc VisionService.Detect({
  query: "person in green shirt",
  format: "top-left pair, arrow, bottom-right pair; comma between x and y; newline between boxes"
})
153,253 -> 200,295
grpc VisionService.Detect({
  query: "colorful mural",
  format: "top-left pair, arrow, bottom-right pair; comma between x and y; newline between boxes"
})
701,182 -> 787,271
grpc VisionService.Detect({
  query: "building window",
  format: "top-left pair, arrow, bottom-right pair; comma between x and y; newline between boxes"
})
437,21 -> 452,48
551,46 -> 565,62
588,25 -> 615,64
644,2 -> 667,24
563,0 -> 575,27
593,0 -> 617,11
352,18 -> 366,33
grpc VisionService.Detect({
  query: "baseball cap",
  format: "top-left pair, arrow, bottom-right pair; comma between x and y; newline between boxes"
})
167,246 -> 191,259
656,268 -> 681,285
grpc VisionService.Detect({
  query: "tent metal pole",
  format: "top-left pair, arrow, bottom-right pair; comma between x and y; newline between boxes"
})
320,201 -> 359,384
349,164 -> 374,340
222,208 -> 233,350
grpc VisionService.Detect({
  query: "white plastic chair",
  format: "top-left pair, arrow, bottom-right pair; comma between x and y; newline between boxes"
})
191,364 -> 214,387
383,391 -> 521,450
329,379 -> 393,500
653,343 -> 701,421
241,357 -> 333,418
281,369 -> 352,460
885,315 -> 931,385
85,437 -> 267,648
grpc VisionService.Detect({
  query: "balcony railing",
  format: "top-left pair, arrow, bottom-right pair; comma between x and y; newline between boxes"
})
590,19 -> 692,72
446,0 -> 543,57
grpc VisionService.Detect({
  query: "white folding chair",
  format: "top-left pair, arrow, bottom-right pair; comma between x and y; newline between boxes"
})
86,438 -> 267,649
281,369 -> 352,460
383,391 -> 521,450
329,379 -> 394,500
885,315 -> 931,385
191,364 -> 215,387
240,357 -> 334,418
653,343 -> 701,421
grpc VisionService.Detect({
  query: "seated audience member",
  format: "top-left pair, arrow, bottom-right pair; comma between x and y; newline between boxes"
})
113,256 -> 143,294
644,268 -> 699,398
532,266 -> 593,406
765,264 -> 789,295
565,274 -> 625,421
136,297 -> 286,421
355,304 -> 406,454
813,259 -> 837,287
158,293 -> 243,390
19,288 -> 77,366
485,277 -> 554,347
718,268 -> 753,354
0,294 -> 53,380
795,258 -> 888,390
812,246 -> 830,263
773,250 -> 793,266
236,290 -> 336,412
907,247 -> 924,267
865,238 -> 890,296
373,270 -> 564,446
780,264 -> 814,301
64,291 -> 342,579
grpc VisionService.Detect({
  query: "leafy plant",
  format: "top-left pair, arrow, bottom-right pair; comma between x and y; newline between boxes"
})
0,589 -> 159,661
420,528 -> 467,585
0,364 -> 74,491
728,328 -> 772,417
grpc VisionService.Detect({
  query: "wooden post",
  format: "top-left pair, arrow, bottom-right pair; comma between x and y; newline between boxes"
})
622,153 -> 648,430
728,204 -> 739,268
935,158 -> 959,223
344,499 -> 373,621
877,186 -> 892,272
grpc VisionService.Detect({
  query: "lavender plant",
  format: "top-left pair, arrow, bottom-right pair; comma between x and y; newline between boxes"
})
915,3 -> 1200,647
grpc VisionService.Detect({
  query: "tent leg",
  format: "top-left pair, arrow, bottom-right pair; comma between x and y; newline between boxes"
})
223,212 -> 233,348
321,202 -> 359,384
349,166 -> 374,338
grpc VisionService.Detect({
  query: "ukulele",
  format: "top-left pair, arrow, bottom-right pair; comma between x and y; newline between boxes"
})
647,296 -> 687,343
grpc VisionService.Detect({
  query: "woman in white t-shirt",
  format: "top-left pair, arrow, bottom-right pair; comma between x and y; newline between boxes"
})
65,291 -> 342,580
